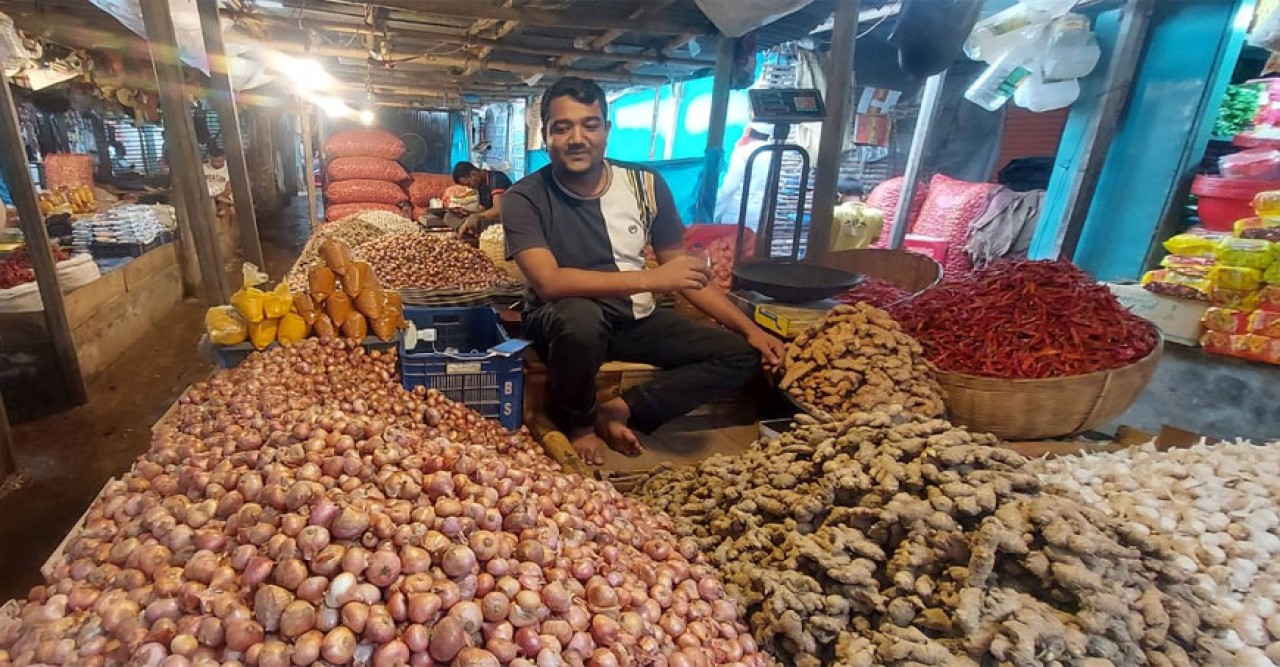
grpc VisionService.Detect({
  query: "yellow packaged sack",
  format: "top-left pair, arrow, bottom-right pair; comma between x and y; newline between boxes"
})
204,306 -> 247,346
230,262 -> 270,323
1163,233 -> 1223,257
1208,265 -> 1263,291
277,313 -> 310,344
248,318 -> 279,350
1215,237 -> 1274,270
263,282 -> 292,319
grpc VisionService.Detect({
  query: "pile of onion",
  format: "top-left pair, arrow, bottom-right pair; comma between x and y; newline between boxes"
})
0,340 -> 771,667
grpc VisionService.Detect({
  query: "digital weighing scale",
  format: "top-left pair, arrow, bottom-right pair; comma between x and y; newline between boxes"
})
730,88 -> 862,335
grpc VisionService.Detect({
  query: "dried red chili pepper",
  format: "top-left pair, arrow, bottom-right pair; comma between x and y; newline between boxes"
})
889,259 -> 1159,379
835,278 -> 913,309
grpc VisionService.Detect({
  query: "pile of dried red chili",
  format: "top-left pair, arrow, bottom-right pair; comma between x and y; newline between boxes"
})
890,259 -> 1159,379
0,244 -> 69,290
835,277 -> 913,309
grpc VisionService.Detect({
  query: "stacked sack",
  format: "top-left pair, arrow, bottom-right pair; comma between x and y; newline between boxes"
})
1146,192 -> 1280,364
302,238 -> 407,342
206,264 -> 311,351
322,129 -> 409,222
407,172 -> 455,220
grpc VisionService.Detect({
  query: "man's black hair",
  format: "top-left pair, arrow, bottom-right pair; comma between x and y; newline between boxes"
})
540,76 -> 609,125
837,177 -> 865,198
453,161 -> 479,183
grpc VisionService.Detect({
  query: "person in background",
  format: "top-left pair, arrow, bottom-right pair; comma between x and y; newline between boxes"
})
837,176 -> 865,205
502,76 -> 785,466
452,161 -> 512,238
110,141 -> 135,174
204,145 -> 235,230
714,122 -> 773,229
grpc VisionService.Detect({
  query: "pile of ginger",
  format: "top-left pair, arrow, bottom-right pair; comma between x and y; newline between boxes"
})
636,408 -> 1225,667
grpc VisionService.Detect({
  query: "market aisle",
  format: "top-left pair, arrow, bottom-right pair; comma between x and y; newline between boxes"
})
0,200 -> 311,602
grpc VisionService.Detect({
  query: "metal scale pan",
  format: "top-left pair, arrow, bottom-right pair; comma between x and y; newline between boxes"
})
730,89 -> 862,303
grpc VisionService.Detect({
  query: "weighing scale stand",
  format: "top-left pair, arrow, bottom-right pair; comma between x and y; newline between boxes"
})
730,88 -> 862,312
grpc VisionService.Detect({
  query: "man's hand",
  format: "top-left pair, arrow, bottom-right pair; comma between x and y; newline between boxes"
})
746,329 -> 785,371
649,255 -> 712,292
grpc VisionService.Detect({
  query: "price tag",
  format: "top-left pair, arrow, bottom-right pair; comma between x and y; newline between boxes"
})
446,362 -> 482,375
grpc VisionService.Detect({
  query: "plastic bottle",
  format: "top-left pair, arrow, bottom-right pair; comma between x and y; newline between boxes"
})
1041,14 -> 1102,80
966,46 -> 1037,111
964,5 -> 1049,62
1013,72 -> 1081,112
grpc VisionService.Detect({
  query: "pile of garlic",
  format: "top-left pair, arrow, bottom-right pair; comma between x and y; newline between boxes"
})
1032,440 -> 1280,666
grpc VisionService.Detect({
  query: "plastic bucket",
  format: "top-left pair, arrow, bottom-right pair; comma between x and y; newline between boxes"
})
1191,174 -> 1280,232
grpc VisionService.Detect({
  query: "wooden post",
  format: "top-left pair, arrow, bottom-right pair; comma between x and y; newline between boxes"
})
806,0 -> 860,261
299,99 -> 318,232
1055,0 -> 1154,260
888,71 -> 947,250
696,36 -> 736,223
141,0 -> 228,304
0,389 -> 15,480
0,77 -> 87,406
197,0 -> 264,268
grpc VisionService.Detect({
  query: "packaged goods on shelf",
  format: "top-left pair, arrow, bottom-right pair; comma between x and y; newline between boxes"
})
1214,237 -> 1274,269
1219,147 -> 1280,180
1260,285 -> 1280,310
1266,261 -> 1280,284
322,128 -> 405,159
1143,269 -> 1211,300
1251,189 -> 1280,216
1160,253 -> 1217,274
1210,285 -> 1262,309
72,205 -> 174,253
1164,231 -> 1229,257
1200,330 -> 1234,355
1202,306 -> 1252,334
324,156 -> 409,183
204,305 -> 248,346
324,179 -> 408,206
1248,308 -> 1280,336
1208,265 -> 1264,291
1234,216 -> 1280,242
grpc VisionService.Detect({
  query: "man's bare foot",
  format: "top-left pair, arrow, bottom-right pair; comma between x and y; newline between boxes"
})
568,427 -> 607,466
595,397 -> 644,457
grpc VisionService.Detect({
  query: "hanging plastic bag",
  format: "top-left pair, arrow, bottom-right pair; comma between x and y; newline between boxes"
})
342,312 -> 368,341
1013,71 -> 1080,112
205,306 -> 248,346
230,262 -> 270,323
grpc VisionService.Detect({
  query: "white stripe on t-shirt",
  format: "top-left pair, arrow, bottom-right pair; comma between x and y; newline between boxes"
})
598,163 -> 654,319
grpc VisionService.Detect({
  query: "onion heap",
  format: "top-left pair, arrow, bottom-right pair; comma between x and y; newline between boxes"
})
354,234 -> 512,291
0,340 -> 770,667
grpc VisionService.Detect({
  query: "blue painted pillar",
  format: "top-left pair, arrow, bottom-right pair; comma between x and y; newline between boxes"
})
1030,0 -> 1253,281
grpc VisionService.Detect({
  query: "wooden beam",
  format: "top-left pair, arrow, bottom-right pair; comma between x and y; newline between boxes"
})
299,100 -> 318,233
555,0 -> 681,68
0,76 -> 87,405
1055,0 -> 1155,259
0,389 -> 15,480
287,43 -> 671,85
141,0 -> 229,304
695,36 -> 735,223
364,0 -> 712,35
806,0 -> 860,261
198,0 -> 264,269
256,16 -> 712,68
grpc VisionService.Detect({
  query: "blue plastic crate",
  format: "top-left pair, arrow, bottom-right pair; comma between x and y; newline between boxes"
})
399,306 -> 530,431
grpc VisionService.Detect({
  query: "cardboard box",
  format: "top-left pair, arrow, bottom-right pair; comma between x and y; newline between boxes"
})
1107,282 -> 1208,346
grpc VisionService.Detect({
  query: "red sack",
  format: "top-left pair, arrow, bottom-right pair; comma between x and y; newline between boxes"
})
326,157 -> 409,183
408,173 -> 455,207
868,177 -> 929,247
683,224 -> 757,291
324,202 -> 404,222
913,175 -> 999,276
325,179 -> 408,206
323,130 -> 405,160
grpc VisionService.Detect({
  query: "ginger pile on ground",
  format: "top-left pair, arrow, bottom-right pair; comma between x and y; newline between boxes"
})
635,409 -> 1224,667
779,303 -> 944,419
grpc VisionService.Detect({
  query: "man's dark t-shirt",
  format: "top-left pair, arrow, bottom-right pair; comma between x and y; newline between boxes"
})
501,161 -> 684,320
478,170 -> 513,210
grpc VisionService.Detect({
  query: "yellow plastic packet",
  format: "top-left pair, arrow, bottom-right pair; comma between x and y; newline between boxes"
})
1253,190 -> 1280,217
1215,237 -> 1274,270
230,262 -> 270,323
1208,265 -> 1263,291
204,306 -> 248,346
277,313 -> 310,344
1163,233 -> 1222,257
248,318 -> 279,350
263,282 -> 292,319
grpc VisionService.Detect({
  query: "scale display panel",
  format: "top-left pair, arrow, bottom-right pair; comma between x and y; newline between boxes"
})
748,88 -> 827,123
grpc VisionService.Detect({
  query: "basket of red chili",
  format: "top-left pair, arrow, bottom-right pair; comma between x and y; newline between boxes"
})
890,259 -> 1163,440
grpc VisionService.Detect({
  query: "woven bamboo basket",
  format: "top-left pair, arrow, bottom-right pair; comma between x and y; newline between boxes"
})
479,228 -> 527,284
935,336 -> 1164,440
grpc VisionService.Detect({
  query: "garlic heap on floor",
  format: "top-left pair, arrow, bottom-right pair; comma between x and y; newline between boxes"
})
1032,440 -> 1280,666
